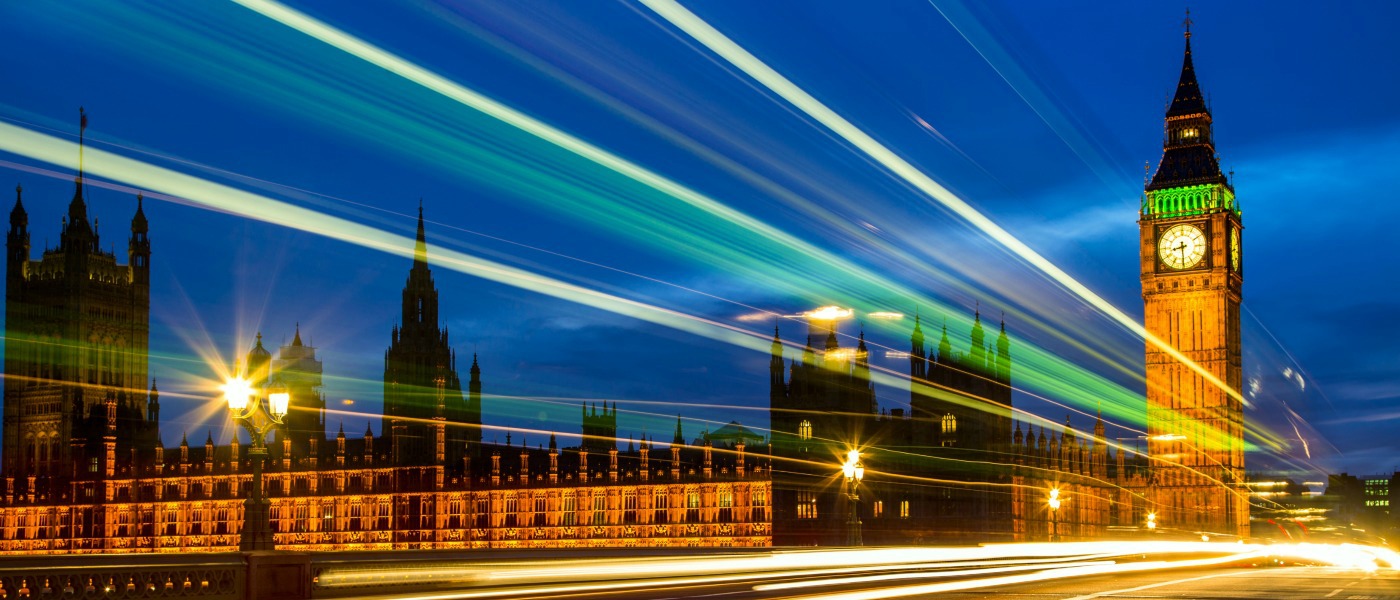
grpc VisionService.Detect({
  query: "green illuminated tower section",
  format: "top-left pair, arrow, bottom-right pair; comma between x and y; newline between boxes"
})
1138,25 -> 1248,539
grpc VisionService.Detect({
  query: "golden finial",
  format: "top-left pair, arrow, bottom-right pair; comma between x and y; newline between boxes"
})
1183,7 -> 1193,39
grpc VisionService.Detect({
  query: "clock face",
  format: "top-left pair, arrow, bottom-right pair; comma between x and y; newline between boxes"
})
1230,228 -> 1241,271
1158,223 -> 1206,270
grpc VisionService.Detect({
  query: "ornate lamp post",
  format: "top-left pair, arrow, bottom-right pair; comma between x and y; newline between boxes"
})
222,375 -> 289,552
1047,487 -> 1061,542
841,449 -> 865,547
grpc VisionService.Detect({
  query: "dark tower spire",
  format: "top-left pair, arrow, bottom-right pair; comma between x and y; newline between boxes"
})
910,312 -> 927,380
996,312 -> 1011,382
62,109 -> 95,252
1147,16 -> 1227,193
74,108 -> 88,213
937,318 -> 951,361
673,415 -> 684,446
769,327 -> 785,399
8,184 -> 28,266
413,199 -> 428,268
970,306 -> 986,371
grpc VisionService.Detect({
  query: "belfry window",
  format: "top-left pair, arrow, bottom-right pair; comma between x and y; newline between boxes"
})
1181,127 -> 1199,139
798,420 -> 812,440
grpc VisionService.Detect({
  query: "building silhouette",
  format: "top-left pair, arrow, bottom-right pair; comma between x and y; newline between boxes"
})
382,205 -> 479,475
2,111 -> 159,493
768,311 -> 1016,545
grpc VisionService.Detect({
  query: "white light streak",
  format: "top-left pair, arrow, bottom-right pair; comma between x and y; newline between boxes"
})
637,0 -> 1247,408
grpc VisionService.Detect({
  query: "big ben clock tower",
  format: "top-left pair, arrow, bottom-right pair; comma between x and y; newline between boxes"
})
1139,21 -> 1248,539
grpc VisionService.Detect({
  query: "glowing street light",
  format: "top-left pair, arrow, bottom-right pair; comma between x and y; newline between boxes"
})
223,375 -> 290,551
1146,512 -> 1157,531
1047,487 -> 1062,542
841,449 -> 865,546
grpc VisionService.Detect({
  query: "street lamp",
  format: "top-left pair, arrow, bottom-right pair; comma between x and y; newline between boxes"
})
841,449 -> 865,547
1047,487 -> 1062,542
222,375 -> 289,552
1146,511 -> 1157,531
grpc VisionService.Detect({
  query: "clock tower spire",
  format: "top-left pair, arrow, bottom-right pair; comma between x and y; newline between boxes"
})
1139,20 -> 1248,539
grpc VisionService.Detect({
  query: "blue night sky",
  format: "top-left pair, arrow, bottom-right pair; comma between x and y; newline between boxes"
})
1,1 -> 1397,478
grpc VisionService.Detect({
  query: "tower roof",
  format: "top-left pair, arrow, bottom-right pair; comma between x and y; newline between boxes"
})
414,199 -> 428,268
10,184 -> 25,228
1147,26 -> 1229,192
1166,38 -> 1208,118
131,193 -> 148,233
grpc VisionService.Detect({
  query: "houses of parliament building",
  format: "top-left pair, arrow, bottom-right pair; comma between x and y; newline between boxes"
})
0,26 -> 1243,554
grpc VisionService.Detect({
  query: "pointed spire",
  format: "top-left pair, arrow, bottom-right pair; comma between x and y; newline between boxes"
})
938,317 -> 951,360
365,422 -> 374,438
292,323 -> 303,346
10,183 -> 26,229
205,429 -> 214,445
180,431 -> 188,446
131,193 -> 148,234
673,415 -> 684,445
549,432 -> 557,451
74,107 -> 88,203
414,199 -> 428,267
337,422 -> 345,437
1166,20 -> 1208,119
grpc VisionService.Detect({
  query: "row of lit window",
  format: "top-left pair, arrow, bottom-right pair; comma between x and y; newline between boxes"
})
795,492 -> 909,520
1364,500 -> 1389,507
797,416 -> 955,441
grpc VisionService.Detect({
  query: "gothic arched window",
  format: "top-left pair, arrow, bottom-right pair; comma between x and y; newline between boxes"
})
941,414 -> 957,434
798,420 -> 812,440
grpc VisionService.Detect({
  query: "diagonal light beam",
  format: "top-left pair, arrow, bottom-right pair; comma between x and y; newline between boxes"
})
635,0 -> 1246,407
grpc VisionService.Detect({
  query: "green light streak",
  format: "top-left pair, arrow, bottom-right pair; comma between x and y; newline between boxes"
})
635,0 -> 1250,411
221,0 -> 1164,431
4,3 -> 1292,456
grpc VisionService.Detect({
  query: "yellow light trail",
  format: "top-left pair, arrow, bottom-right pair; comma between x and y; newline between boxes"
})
635,0 -> 1247,409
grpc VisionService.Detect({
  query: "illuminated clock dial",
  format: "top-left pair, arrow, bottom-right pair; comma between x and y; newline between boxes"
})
1158,223 -> 1206,270
1230,228 -> 1241,271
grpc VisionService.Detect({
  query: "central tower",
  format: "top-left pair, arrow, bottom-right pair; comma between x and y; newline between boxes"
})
383,204 -> 481,473
1139,24 -> 1248,538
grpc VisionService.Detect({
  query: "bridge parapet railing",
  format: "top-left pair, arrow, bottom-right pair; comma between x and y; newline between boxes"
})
0,552 -> 244,599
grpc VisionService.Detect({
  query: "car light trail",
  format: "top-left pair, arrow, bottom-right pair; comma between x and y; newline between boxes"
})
318,542 -> 1393,600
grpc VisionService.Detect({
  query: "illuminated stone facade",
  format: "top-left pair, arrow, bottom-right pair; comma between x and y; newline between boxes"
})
1138,28 -> 1249,538
0,430 -> 771,554
0,197 -> 769,554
